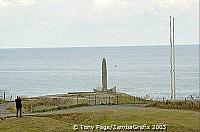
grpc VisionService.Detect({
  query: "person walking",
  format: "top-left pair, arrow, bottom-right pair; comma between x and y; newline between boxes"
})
15,96 -> 22,117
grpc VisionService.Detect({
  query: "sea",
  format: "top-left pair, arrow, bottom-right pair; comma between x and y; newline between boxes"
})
0,45 -> 199,100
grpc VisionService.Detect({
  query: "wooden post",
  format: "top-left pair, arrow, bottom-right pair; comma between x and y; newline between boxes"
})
163,97 -> 165,102
10,95 -> 12,101
109,96 -> 110,105
95,95 -> 96,105
89,95 -> 90,104
117,96 -> 118,105
134,96 -> 135,107
31,103 -> 33,113
3,92 -> 5,100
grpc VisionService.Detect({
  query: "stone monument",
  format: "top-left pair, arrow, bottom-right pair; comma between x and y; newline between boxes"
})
94,58 -> 116,93
102,58 -> 107,91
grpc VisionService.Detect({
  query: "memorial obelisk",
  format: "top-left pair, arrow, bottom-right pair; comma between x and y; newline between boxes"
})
102,58 -> 107,92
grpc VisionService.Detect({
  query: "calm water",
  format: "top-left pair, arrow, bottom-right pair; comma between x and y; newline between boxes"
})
0,45 -> 199,100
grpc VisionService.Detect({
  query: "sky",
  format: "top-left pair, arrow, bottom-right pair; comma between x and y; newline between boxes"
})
0,0 -> 199,48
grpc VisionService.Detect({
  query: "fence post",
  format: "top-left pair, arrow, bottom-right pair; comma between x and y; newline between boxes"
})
10,95 -> 12,101
109,96 -> 110,105
89,95 -> 90,104
3,92 -> 5,100
30,103 -> 32,113
134,96 -> 135,107
163,97 -> 165,102
95,95 -> 96,105
117,96 -> 118,105
77,96 -> 78,104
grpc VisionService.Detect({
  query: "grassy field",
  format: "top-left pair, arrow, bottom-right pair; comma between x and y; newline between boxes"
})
0,107 -> 199,132
7,93 -> 152,113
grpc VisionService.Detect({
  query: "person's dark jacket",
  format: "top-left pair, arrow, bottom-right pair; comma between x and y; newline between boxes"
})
15,98 -> 22,109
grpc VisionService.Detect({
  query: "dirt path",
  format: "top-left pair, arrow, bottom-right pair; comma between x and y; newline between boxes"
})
0,102 -> 14,114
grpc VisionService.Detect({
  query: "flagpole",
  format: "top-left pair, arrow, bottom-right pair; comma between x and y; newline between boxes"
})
170,16 -> 173,100
173,17 -> 176,100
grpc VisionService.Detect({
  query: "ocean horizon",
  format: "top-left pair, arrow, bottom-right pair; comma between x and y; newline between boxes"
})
0,44 -> 198,49
0,45 -> 199,100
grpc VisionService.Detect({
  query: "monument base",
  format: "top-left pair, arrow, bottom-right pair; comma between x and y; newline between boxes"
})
94,86 -> 116,94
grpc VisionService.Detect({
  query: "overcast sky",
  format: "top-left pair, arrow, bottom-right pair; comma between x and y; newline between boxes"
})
0,0 -> 199,48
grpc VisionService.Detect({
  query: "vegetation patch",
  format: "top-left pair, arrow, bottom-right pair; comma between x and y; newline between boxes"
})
0,99 -> 6,104
146,100 -> 200,111
33,103 -> 89,113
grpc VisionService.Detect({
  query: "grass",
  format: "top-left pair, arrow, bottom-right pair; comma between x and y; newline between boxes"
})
7,97 -> 81,113
7,100 -> 89,113
7,93 -> 152,113
0,99 -> 6,104
7,93 -> 199,115
0,108 -> 199,132
33,103 -> 89,113
113,94 -> 153,104
0,116 -> 70,132
147,100 -> 200,111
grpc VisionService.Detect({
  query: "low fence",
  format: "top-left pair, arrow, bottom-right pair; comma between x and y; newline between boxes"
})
1,92 -> 199,113
21,94 -> 151,113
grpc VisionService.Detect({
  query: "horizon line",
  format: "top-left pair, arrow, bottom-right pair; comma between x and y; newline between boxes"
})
0,44 -> 199,49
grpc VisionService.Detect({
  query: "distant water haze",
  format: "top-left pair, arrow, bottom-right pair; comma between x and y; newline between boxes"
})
0,45 -> 199,100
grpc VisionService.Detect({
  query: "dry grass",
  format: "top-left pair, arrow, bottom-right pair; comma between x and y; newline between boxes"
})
0,116 -> 70,132
0,108 -> 199,132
